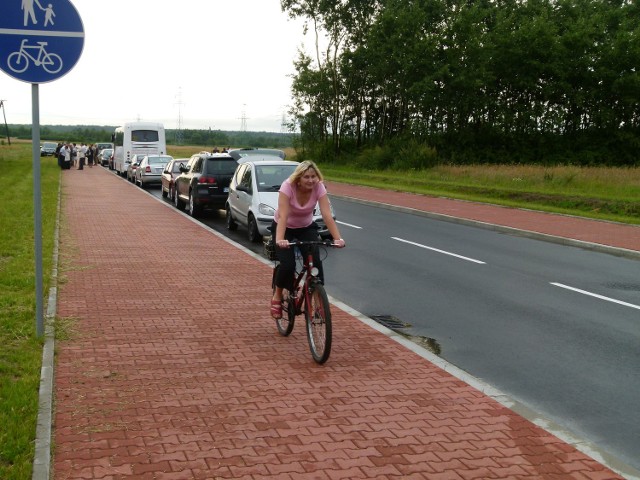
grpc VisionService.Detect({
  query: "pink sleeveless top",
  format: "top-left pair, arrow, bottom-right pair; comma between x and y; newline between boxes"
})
274,179 -> 326,228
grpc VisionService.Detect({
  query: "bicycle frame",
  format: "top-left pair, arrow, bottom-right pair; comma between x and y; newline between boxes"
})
289,244 -> 324,315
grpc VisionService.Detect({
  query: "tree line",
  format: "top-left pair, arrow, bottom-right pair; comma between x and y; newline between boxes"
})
282,0 -> 640,167
5,125 -> 293,148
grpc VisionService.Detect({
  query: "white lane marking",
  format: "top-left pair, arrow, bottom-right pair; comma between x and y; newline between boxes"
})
392,237 -> 486,264
551,283 -> 640,311
337,220 -> 362,229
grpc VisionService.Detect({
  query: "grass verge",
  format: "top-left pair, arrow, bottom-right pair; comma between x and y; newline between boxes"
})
0,143 -> 59,480
319,163 -> 640,224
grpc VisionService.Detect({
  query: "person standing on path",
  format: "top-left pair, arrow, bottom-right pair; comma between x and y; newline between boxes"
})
86,144 -> 94,167
77,143 -> 86,170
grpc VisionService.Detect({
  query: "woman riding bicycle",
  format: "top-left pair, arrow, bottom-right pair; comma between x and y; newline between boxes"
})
270,160 -> 345,319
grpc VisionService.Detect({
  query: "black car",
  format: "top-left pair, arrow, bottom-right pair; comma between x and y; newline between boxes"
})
40,142 -> 57,156
173,153 -> 238,217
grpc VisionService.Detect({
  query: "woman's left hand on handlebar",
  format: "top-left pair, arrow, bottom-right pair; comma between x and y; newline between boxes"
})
333,238 -> 346,248
276,239 -> 290,249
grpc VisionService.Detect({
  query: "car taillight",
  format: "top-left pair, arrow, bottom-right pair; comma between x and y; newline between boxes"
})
145,166 -> 151,173
198,176 -> 217,184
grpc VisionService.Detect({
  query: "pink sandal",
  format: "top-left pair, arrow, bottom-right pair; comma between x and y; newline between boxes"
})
270,300 -> 282,319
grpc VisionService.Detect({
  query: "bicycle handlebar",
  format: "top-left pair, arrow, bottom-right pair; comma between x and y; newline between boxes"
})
281,239 -> 338,247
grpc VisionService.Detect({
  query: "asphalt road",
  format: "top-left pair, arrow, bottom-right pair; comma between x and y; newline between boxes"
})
143,180 -> 640,471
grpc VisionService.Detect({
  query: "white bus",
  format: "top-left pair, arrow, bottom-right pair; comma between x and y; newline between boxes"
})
112,122 -> 167,176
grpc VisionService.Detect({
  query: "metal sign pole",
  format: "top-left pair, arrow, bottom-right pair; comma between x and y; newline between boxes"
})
1,0 -> 84,337
32,84 -> 44,337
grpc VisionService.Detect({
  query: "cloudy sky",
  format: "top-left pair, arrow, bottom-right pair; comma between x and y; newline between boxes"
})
0,0 -> 313,132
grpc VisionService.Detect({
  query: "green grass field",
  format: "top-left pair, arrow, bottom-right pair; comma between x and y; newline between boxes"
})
0,142 -> 59,479
0,141 -> 638,478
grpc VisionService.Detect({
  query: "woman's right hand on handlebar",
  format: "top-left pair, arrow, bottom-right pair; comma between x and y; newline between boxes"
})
333,239 -> 346,248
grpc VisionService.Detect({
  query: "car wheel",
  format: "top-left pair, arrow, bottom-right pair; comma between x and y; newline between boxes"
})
174,187 -> 184,210
189,193 -> 202,217
247,214 -> 261,243
226,207 -> 238,231
161,185 -> 168,198
169,186 -> 175,202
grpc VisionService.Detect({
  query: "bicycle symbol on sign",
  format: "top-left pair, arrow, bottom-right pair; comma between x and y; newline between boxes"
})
7,39 -> 63,74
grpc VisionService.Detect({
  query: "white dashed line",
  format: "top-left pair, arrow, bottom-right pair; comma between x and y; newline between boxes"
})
551,283 -> 640,310
392,236 -> 486,264
336,220 -> 363,229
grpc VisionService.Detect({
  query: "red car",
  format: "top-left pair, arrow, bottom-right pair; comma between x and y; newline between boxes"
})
161,158 -> 189,202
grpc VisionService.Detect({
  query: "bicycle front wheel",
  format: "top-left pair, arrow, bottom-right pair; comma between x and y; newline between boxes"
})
304,282 -> 332,364
272,265 -> 294,336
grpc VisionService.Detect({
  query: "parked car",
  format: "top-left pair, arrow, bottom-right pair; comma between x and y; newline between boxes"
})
95,142 -> 114,152
134,154 -> 173,188
228,148 -> 285,161
173,152 -> 238,217
98,148 -> 113,167
126,154 -> 145,182
161,158 -> 188,201
226,158 -> 334,242
40,142 -> 57,156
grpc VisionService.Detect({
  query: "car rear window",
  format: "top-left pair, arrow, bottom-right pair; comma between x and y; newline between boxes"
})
148,156 -> 171,164
206,159 -> 237,174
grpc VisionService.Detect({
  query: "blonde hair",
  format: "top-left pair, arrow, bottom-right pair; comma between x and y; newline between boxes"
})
289,160 -> 324,184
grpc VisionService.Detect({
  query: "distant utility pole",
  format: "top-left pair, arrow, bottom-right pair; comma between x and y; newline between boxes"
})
174,87 -> 184,145
0,100 -> 10,144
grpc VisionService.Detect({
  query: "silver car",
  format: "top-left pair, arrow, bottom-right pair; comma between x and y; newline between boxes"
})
225,158 -> 334,243
135,154 -> 173,188
126,154 -> 145,182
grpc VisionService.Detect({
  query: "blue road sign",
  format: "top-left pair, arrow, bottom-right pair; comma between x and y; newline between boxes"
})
0,0 -> 84,83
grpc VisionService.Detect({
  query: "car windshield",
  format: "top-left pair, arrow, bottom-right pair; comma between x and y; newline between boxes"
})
206,159 -> 237,174
256,164 -> 296,192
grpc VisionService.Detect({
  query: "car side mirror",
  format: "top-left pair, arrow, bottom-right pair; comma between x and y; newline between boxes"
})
237,185 -> 252,194
179,165 -> 188,173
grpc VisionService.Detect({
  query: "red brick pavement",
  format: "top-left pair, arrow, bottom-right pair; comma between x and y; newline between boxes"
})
54,167 -> 628,479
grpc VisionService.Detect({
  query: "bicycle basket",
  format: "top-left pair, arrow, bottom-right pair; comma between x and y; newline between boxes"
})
264,238 -> 277,260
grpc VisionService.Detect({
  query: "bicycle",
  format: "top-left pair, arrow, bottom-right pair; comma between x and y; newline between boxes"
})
7,39 -> 63,74
267,238 -> 337,364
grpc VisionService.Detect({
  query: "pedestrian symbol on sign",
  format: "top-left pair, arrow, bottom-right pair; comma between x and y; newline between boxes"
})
22,0 -> 58,27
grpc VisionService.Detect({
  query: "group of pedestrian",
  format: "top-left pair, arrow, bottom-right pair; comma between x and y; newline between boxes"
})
55,142 -> 100,170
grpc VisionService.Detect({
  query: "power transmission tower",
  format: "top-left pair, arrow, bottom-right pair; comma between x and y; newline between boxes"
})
174,88 -> 184,145
0,100 -> 10,145
239,104 -> 248,132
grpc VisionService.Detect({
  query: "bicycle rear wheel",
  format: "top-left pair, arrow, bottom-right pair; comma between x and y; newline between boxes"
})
272,265 -> 295,336
304,282 -> 332,364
